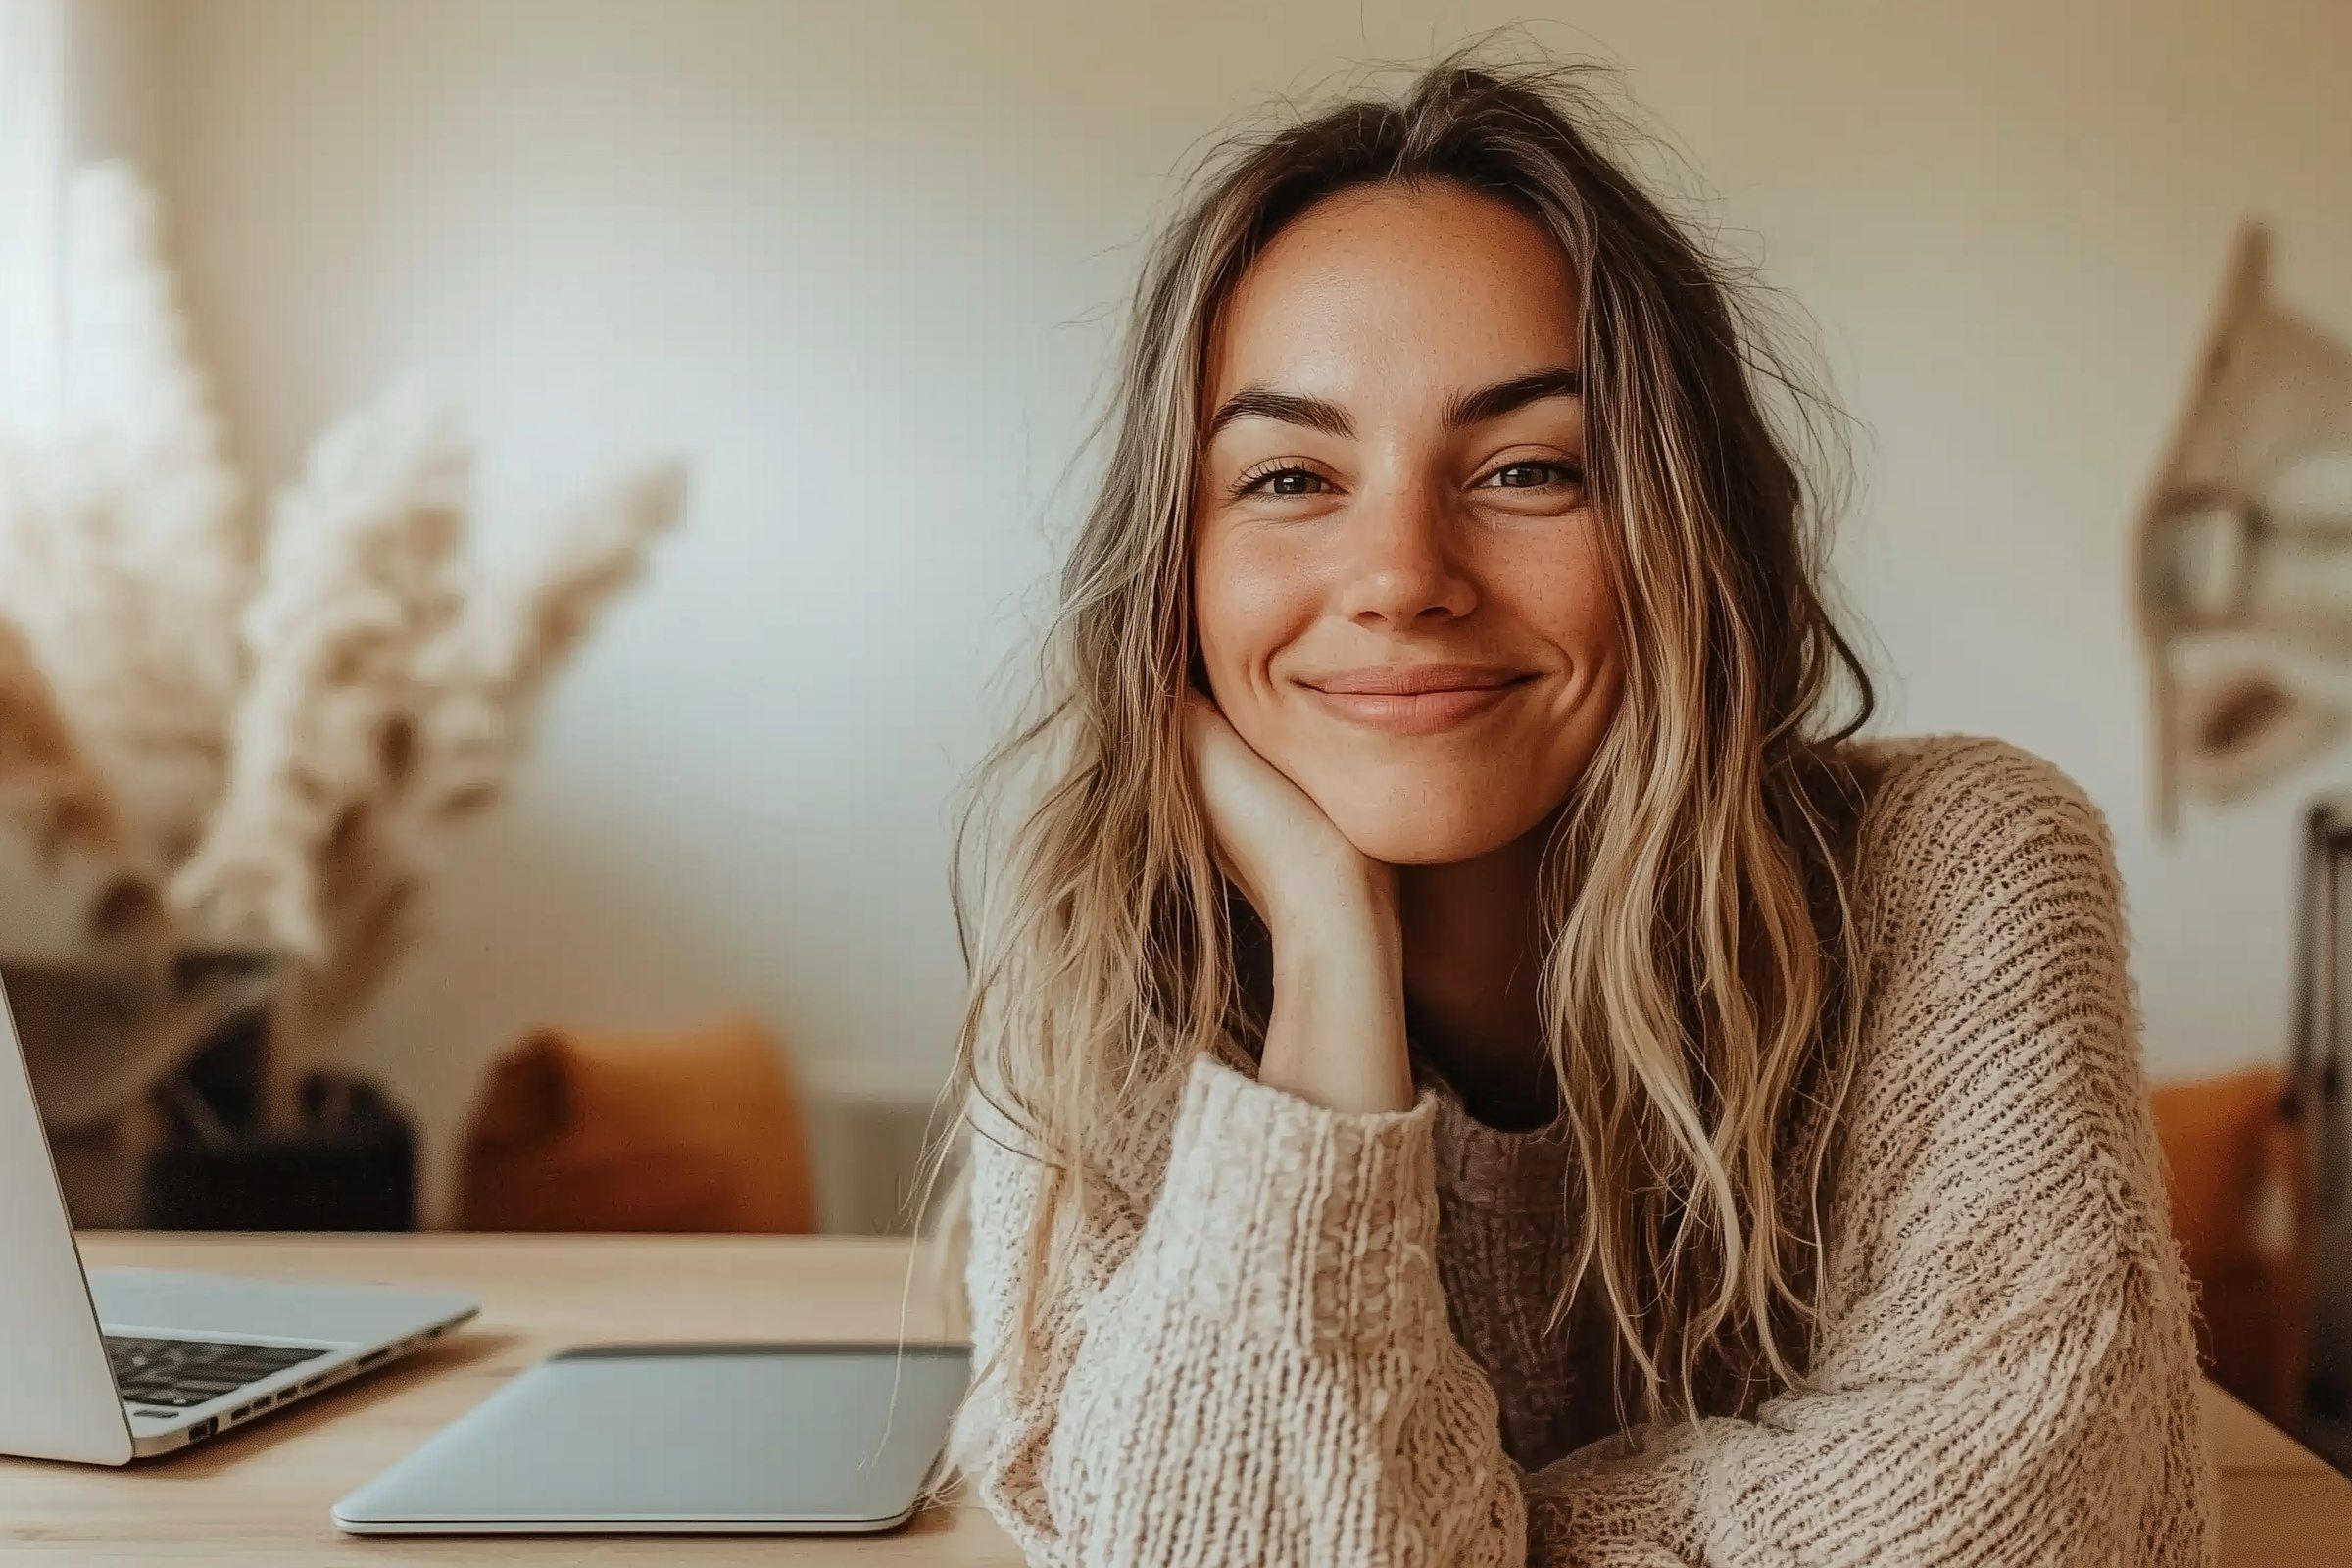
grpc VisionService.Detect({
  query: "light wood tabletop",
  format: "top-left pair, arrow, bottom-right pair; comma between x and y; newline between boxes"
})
0,1233 -> 2343,1565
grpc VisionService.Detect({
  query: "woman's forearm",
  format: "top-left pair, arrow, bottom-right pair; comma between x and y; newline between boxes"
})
957,1048 -> 1525,1568
1259,891 -> 1414,1114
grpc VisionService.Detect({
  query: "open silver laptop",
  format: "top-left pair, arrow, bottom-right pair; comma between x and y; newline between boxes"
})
0,972 -> 477,1464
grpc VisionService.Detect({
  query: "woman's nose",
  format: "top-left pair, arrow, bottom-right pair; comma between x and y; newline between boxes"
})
1336,485 -> 1477,628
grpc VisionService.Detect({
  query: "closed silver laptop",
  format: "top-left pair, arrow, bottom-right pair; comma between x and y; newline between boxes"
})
0,970 -> 477,1464
333,1343 -> 972,1533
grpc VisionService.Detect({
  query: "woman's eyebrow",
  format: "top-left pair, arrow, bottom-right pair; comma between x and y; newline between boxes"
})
1203,387 -> 1353,443
1203,365 -> 1582,443
1442,365 -> 1583,431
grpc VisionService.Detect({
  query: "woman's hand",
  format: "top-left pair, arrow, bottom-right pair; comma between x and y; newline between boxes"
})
1182,688 -> 1414,1114
1179,688 -> 1393,933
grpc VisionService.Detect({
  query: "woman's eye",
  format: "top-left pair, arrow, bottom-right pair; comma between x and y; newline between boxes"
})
1483,461 -> 1583,491
1230,466 -> 1328,499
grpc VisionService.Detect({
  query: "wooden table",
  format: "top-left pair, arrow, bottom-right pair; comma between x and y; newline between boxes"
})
2,1234 -> 2344,1564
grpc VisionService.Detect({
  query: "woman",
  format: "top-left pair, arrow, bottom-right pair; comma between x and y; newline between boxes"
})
912,43 -> 2218,1567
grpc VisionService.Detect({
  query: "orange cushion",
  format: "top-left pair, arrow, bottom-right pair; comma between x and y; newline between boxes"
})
2148,1064 -> 2310,1423
456,1011 -> 817,1234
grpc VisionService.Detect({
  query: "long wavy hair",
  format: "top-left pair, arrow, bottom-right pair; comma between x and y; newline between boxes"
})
904,37 -> 1878,1490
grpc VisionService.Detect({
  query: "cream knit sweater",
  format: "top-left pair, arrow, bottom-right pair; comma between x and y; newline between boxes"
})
946,734 -> 2220,1565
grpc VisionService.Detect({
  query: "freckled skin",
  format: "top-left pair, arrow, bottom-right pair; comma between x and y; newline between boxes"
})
1191,181 -> 1626,868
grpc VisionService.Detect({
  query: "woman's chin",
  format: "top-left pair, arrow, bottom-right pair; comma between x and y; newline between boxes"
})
1320,806 -> 1540,869
1282,755 -> 1573,869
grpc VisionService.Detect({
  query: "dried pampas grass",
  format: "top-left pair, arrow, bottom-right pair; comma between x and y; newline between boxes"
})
411,460 -> 689,822
169,379 -> 471,960
0,160 -> 691,1130
0,606 -> 135,869
0,162 -> 249,878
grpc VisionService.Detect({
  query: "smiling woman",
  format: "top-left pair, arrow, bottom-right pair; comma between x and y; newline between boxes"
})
911,37 -> 2218,1568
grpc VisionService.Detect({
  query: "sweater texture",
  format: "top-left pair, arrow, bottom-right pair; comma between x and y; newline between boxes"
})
946,734 -> 2221,1565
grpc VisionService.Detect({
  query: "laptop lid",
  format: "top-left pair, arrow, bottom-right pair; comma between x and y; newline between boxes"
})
0,971 -> 133,1464
332,1342 -> 973,1534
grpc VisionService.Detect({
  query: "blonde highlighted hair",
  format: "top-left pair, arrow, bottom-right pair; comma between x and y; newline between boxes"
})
905,36 -> 1879,1488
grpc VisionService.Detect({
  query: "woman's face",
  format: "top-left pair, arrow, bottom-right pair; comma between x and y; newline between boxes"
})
1190,180 -> 1626,866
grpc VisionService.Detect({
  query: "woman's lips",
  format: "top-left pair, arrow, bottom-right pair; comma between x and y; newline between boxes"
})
1301,675 -> 1535,735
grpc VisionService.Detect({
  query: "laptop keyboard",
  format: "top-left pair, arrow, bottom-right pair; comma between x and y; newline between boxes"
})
105,1335 -> 330,1410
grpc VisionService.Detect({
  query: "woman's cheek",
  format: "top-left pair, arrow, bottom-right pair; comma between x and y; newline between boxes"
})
1510,526 -> 1620,665
1196,537 -> 1319,700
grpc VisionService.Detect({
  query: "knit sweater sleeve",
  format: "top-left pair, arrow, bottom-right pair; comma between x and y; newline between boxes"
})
950,1049 -> 1529,1565
949,738 -> 2217,1566
1511,738 -> 2220,1565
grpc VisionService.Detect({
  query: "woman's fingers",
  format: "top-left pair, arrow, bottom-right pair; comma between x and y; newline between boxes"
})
1180,687 -> 1369,930
1181,691 -> 1267,909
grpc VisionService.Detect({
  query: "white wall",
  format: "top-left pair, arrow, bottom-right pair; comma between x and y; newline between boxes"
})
140,0 -> 2352,1221
0,0 -> 66,431
0,0 -> 158,430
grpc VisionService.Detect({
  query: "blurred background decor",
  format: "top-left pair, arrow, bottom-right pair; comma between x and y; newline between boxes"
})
0,158 -> 689,1230
2273,799 -> 2352,1468
2133,223 -> 2352,1470
455,1011 -> 817,1234
2135,222 -> 2352,832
